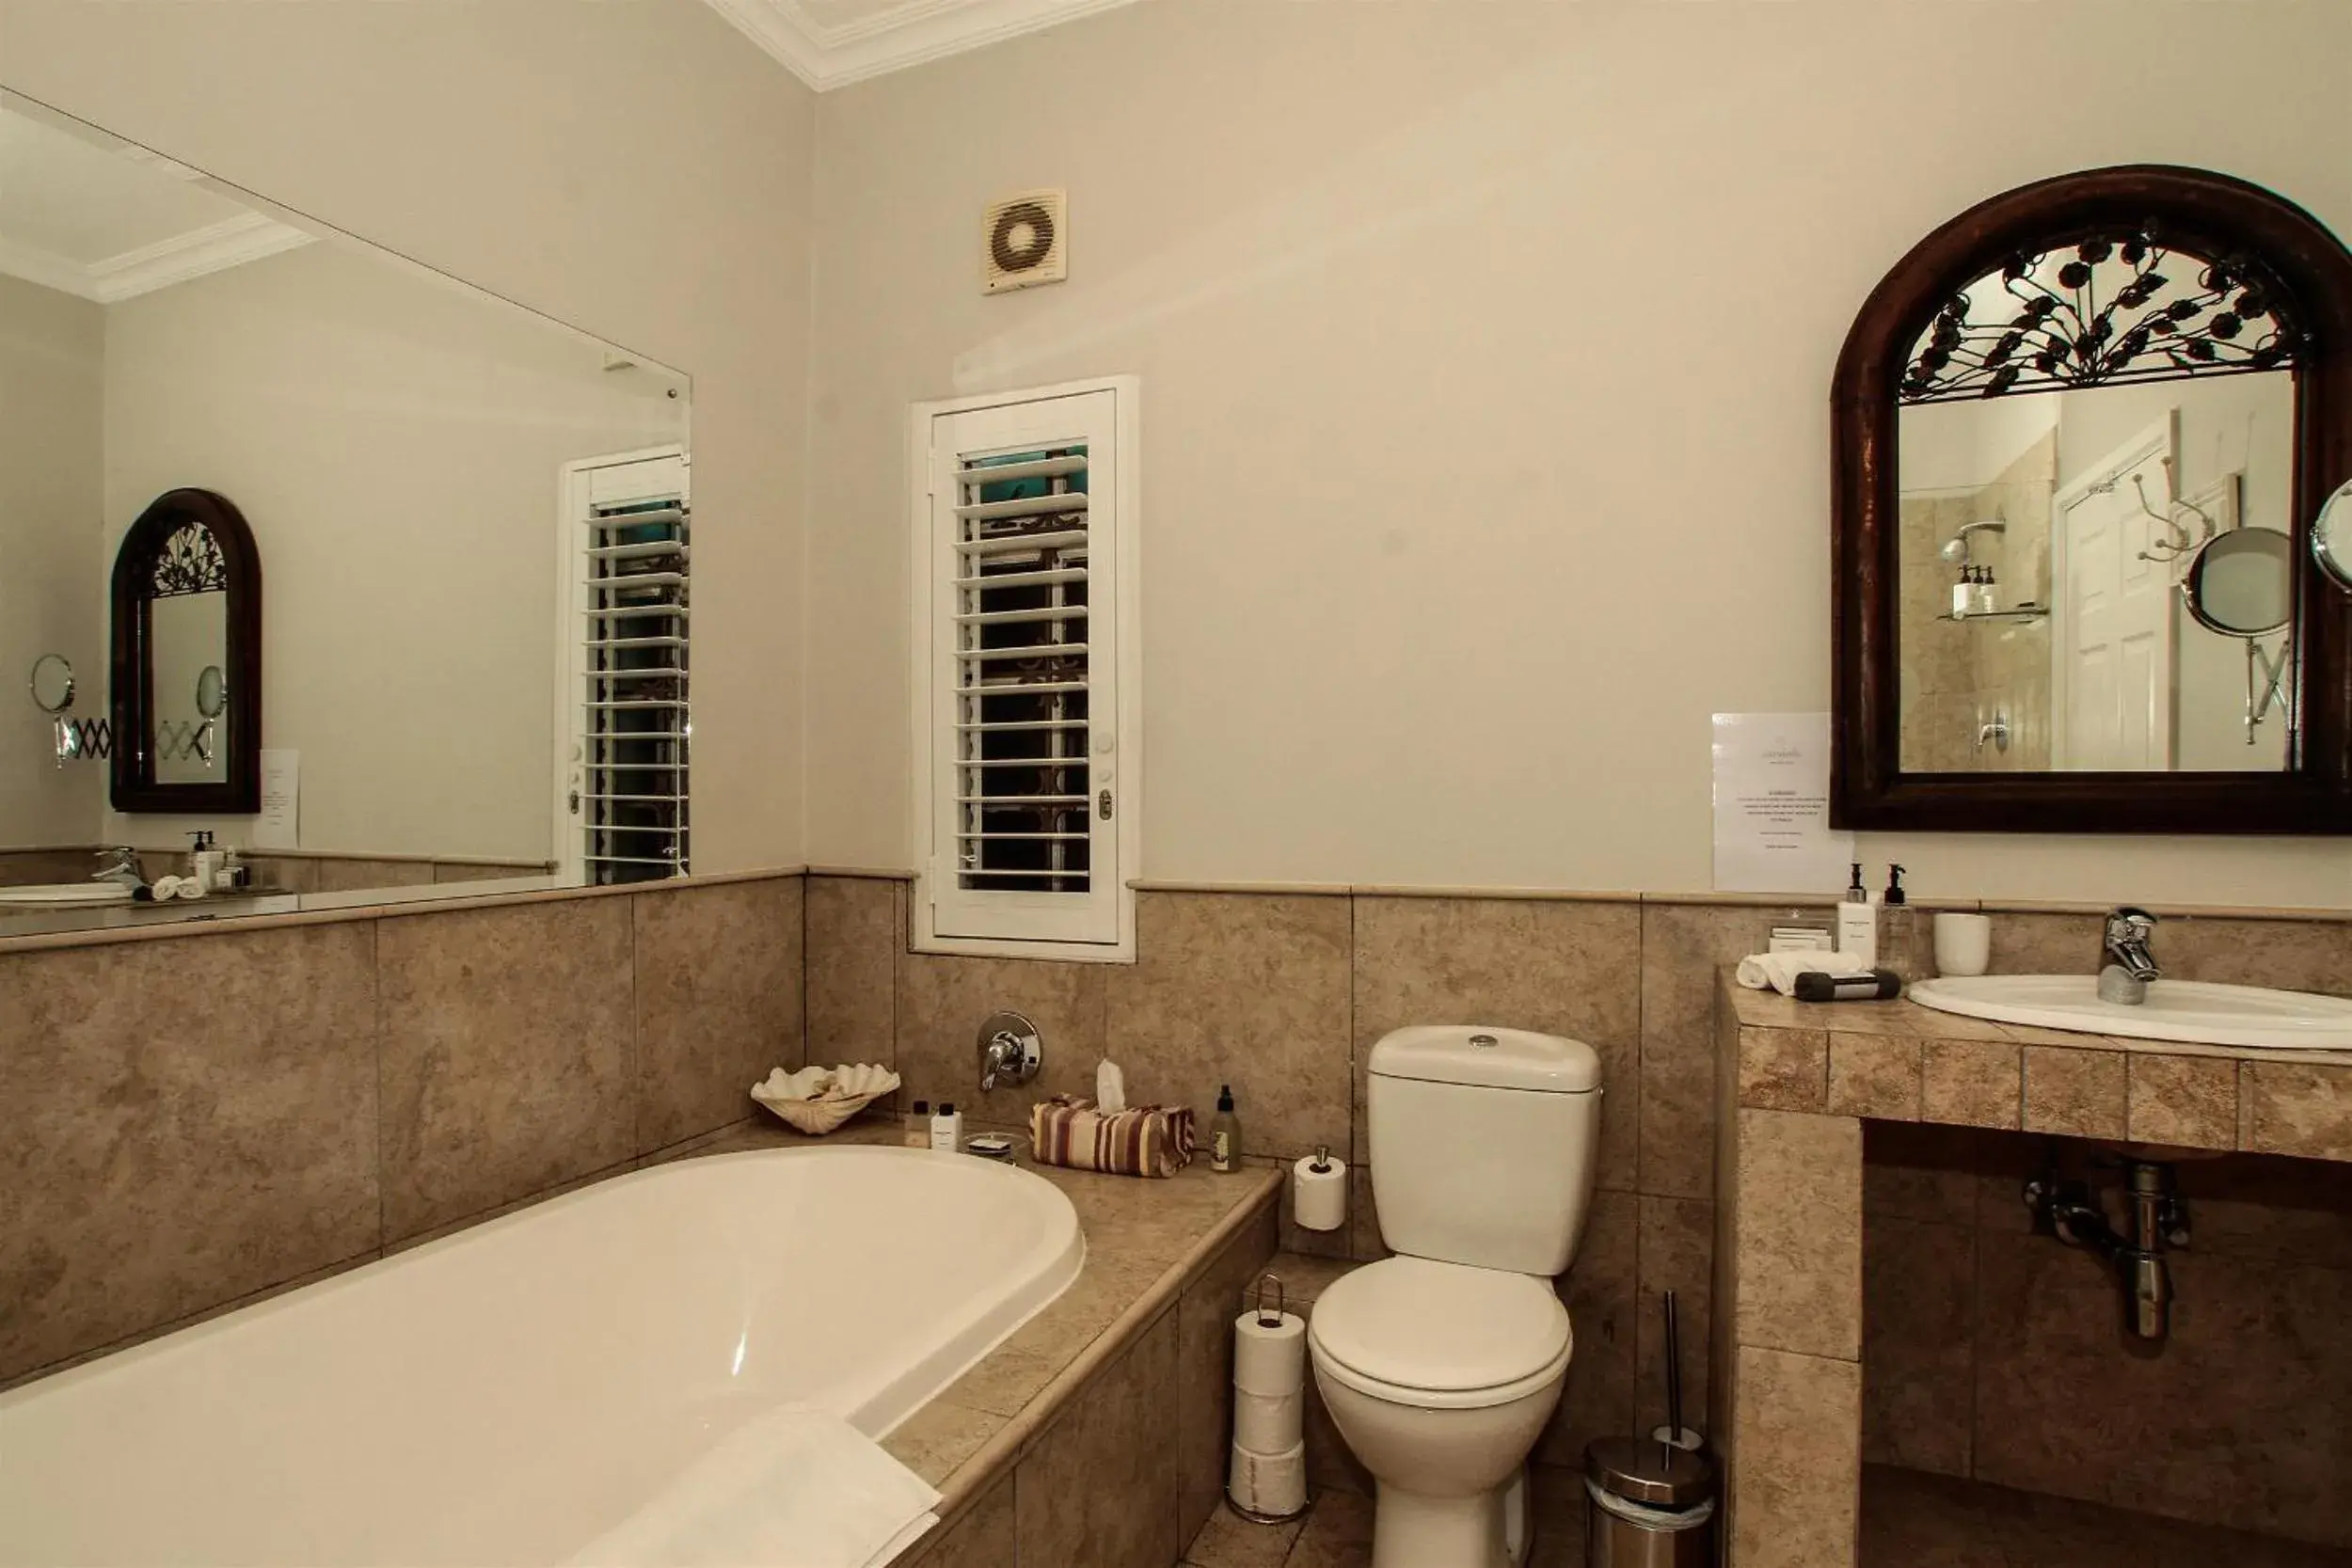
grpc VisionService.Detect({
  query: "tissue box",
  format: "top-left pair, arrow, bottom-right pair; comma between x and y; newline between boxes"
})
1028,1096 -> 1196,1179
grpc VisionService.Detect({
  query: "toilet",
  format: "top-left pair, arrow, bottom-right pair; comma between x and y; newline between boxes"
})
1308,1025 -> 1601,1568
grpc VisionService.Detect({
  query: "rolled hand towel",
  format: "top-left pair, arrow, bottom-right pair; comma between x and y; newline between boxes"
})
1736,951 -> 1873,995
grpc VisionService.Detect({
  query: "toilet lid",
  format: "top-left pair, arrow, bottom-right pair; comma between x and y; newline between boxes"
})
1309,1256 -> 1570,1395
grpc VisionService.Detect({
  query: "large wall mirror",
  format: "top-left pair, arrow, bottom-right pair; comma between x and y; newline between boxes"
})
1833,166 -> 2352,833
0,90 -> 692,935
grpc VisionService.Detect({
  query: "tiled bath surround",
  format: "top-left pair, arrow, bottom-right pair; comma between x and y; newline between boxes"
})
0,873 -> 803,1387
8,866 -> 2352,1562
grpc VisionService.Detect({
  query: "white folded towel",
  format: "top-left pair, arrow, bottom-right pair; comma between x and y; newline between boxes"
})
567,1403 -> 941,1568
1735,951 -> 1873,995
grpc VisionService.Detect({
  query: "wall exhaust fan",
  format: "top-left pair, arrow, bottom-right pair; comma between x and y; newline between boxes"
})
983,189 -> 1067,294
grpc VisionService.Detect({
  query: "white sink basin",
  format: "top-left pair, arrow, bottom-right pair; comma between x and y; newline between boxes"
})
1909,974 -> 2352,1051
0,882 -> 135,909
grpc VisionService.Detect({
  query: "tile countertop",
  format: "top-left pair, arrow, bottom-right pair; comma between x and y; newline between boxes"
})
659,1116 -> 1283,1513
1719,971 -> 2352,1159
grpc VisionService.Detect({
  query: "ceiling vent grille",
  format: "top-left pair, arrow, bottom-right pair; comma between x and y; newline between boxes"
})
983,189 -> 1067,294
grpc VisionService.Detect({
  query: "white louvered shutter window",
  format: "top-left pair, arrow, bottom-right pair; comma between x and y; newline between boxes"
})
913,380 -> 1138,958
562,450 -> 690,885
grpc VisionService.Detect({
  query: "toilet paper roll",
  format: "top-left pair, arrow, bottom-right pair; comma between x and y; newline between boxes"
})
1233,1387 -> 1303,1453
1232,1310 -> 1306,1397
1228,1439 -> 1308,1520
1290,1153 -> 1348,1233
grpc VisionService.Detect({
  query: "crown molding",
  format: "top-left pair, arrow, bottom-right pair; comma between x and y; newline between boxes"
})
0,211 -> 313,305
702,0 -> 1139,89
87,212 -> 313,302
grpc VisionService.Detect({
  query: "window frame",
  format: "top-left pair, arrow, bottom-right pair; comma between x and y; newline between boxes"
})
907,375 -> 1141,961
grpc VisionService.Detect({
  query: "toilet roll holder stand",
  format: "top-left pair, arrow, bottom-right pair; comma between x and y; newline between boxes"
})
1227,1273 -> 1310,1526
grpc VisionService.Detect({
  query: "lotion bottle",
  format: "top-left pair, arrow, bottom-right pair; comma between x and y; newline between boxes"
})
1210,1085 -> 1241,1173
1836,863 -> 1877,969
930,1101 -> 962,1153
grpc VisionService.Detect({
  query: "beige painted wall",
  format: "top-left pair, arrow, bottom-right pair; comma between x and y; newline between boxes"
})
0,271 -> 102,850
97,241 -> 684,861
803,0 -> 2352,907
0,0 -> 814,874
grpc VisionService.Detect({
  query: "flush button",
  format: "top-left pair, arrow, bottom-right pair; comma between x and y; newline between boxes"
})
1470,1033 -> 1499,1049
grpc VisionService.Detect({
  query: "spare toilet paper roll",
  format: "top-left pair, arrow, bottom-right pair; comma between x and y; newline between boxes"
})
1233,1387 -> 1304,1453
1228,1440 -> 1308,1519
1232,1309 -> 1306,1398
1290,1152 -> 1348,1232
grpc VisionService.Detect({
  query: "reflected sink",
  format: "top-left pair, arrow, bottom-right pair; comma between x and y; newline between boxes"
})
1910,974 -> 2352,1051
0,883 -> 134,909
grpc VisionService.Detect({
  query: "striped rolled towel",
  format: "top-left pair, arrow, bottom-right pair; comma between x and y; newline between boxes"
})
1027,1096 -> 1196,1179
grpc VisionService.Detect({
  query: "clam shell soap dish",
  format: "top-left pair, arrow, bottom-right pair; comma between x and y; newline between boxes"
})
750,1062 -> 902,1135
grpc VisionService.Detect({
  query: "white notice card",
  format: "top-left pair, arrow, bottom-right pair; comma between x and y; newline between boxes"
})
1710,713 -> 1852,895
254,749 -> 299,850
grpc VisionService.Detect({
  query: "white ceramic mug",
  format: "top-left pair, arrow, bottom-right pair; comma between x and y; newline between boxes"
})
1933,912 -> 1993,977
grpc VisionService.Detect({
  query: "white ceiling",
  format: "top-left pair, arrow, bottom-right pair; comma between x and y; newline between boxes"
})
702,0 -> 1139,88
0,106 -> 311,305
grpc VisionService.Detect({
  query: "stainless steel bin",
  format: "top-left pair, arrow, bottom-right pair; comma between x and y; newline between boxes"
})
1583,1436 -> 1719,1568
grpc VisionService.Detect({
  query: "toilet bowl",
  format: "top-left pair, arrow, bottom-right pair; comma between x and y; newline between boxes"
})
1309,1255 -> 1573,1568
1317,1026 -> 1603,1567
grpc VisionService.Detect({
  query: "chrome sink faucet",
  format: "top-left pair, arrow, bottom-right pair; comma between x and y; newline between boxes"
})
2098,907 -> 2160,1005
90,846 -> 144,890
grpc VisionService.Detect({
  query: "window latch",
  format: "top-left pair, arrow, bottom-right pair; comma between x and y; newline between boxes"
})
1098,788 -> 1114,821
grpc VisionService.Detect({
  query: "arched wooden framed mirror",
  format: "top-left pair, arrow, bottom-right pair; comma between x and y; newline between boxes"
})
1832,166 -> 2352,833
109,488 -> 262,813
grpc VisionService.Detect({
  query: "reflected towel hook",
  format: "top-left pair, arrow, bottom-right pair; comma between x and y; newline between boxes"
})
2132,458 -> 2218,564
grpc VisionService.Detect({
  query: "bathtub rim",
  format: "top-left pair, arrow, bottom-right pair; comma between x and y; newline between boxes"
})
0,1143 -> 1085,1438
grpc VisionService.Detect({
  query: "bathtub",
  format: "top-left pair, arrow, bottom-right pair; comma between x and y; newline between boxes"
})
0,1145 -> 1083,1567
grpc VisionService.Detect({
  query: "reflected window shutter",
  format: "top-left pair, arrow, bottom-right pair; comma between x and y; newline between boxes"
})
579,457 -> 689,883
917,385 -> 1132,952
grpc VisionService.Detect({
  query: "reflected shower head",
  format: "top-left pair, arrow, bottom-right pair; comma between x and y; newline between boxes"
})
1941,519 -> 2008,564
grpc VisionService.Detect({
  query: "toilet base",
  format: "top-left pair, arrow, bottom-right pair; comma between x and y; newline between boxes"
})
1370,1479 -> 1520,1568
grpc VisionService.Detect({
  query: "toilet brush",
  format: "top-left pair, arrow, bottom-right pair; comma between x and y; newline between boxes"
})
1657,1290 -> 1701,1454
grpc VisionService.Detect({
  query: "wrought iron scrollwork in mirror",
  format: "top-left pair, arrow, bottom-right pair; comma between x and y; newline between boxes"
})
109,488 -> 262,813
1833,166 -> 2352,834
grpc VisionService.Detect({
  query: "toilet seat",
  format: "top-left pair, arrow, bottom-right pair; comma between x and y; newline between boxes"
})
1308,1256 -> 1572,1411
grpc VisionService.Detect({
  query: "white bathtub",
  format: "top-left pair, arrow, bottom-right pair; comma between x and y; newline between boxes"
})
0,1146 -> 1083,1567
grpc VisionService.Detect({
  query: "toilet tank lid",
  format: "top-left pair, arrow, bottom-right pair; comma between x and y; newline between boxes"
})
1369,1026 -> 1601,1093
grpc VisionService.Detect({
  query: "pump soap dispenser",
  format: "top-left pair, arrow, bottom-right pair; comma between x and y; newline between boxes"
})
1836,863 -> 1877,969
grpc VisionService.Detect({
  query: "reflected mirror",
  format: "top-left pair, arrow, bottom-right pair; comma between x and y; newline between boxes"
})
0,90 -> 692,932
2183,527 -> 2293,637
110,487 -> 258,807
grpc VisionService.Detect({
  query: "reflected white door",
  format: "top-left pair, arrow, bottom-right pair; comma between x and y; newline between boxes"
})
2059,440 -> 2176,769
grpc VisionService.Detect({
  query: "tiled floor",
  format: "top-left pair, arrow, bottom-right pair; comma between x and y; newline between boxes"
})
1182,1478 -> 1589,1568
1863,1465 -> 2352,1567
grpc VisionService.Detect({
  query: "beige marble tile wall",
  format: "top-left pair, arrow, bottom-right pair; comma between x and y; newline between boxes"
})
1866,1121 -> 2352,1548
804,875 -> 1836,1470
0,873 -> 804,1388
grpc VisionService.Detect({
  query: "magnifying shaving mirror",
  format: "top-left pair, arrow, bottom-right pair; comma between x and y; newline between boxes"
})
2182,527 -> 2295,637
2317,477 -> 2352,594
29,654 -> 74,716
195,665 -> 227,721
